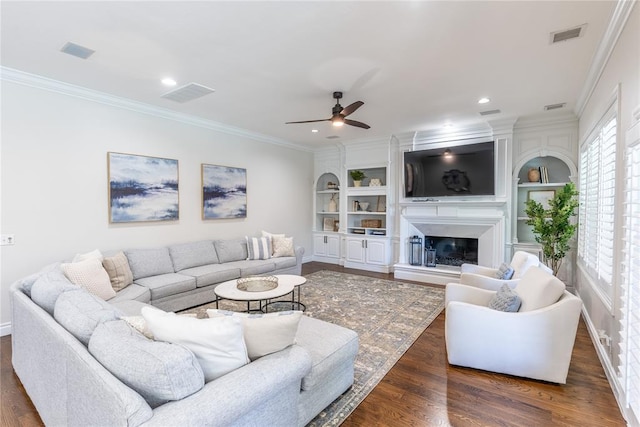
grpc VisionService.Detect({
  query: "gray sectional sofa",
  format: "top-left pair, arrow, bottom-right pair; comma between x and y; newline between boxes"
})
9,238 -> 360,426
111,238 -> 305,312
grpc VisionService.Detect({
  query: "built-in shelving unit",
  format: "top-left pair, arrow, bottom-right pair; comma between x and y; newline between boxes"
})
313,172 -> 341,264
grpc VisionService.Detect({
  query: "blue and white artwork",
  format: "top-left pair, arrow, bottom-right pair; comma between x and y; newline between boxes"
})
108,152 -> 179,223
202,164 -> 247,219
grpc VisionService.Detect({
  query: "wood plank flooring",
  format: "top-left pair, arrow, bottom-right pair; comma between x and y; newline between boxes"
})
0,262 -> 626,426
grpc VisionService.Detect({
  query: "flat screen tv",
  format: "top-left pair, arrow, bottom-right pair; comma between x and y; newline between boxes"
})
404,141 -> 495,198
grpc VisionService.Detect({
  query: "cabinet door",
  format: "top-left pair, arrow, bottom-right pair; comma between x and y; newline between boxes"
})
313,234 -> 327,257
326,235 -> 341,258
346,238 -> 366,263
365,239 -> 388,265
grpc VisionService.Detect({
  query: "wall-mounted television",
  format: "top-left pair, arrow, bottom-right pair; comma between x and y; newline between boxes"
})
404,140 -> 495,198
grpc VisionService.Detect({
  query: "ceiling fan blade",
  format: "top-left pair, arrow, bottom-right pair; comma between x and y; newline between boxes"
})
344,119 -> 370,129
340,101 -> 364,117
285,119 -> 330,124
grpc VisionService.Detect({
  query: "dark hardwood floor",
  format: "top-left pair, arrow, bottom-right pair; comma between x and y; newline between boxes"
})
1,262 -> 626,426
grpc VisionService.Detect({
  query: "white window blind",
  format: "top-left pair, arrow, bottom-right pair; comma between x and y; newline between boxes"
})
578,111 -> 617,305
619,128 -> 640,421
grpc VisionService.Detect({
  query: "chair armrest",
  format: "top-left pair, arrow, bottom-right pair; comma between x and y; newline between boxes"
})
460,263 -> 499,276
445,283 -> 495,306
459,273 -> 519,291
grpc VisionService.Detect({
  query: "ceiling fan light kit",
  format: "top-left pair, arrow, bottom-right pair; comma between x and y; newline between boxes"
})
286,91 -> 370,130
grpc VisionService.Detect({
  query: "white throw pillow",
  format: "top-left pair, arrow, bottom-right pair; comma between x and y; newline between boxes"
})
61,258 -> 116,300
515,266 -> 565,312
207,309 -> 302,360
141,306 -> 249,382
122,313 -> 198,340
261,230 -> 285,240
272,236 -> 295,258
72,249 -> 104,263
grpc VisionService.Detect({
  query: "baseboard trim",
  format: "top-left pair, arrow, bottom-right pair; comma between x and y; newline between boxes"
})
1,322 -> 12,337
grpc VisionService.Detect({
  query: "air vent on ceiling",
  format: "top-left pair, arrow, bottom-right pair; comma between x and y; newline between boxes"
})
161,83 -> 215,103
544,102 -> 567,111
60,42 -> 95,59
326,135 -> 340,139
551,24 -> 587,44
479,109 -> 501,116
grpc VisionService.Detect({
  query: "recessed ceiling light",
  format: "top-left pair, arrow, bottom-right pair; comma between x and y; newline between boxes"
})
311,129 -> 319,133
161,78 -> 177,86
478,97 -> 490,104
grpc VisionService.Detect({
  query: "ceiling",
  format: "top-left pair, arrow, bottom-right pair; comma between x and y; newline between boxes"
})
0,1 -> 615,150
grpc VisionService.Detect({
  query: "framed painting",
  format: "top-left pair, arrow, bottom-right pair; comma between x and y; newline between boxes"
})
202,164 -> 247,219
323,217 -> 335,231
108,152 -> 179,223
528,190 -> 555,210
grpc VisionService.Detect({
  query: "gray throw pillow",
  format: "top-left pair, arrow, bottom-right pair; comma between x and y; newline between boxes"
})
89,320 -> 204,408
495,262 -> 515,280
488,284 -> 522,312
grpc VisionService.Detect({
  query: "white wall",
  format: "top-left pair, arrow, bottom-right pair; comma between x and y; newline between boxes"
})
576,3 -> 639,423
0,80 -> 314,332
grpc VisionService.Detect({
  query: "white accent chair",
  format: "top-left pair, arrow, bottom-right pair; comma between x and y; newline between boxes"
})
459,250 -> 552,291
445,266 -> 582,384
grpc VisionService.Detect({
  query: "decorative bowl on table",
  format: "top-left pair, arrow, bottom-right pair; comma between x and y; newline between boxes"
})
236,276 -> 279,292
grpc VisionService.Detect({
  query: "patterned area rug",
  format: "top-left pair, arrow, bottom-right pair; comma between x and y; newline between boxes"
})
184,270 -> 445,426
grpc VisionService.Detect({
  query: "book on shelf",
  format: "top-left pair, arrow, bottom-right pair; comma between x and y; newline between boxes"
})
538,166 -> 549,183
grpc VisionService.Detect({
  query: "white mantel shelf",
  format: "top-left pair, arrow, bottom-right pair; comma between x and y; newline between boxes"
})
394,263 -> 460,286
400,198 -> 507,208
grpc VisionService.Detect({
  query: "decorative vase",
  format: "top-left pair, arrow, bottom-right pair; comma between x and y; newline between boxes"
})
353,180 -> 362,187
528,168 -> 541,183
328,197 -> 337,212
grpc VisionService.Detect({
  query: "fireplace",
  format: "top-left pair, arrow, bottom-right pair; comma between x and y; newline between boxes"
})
424,236 -> 478,266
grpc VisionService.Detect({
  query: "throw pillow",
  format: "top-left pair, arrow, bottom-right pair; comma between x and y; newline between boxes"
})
488,284 -> 522,312
245,236 -> 272,260
122,313 -> 198,340
261,230 -> 285,240
61,258 -> 117,300
141,306 -> 249,382
207,309 -> 303,360
72,249 -> 104,263
495,262 -> 515,280
89,320 -> 204,408
54,288 -> 120,345
30,270 -> 79,315
102,251 -> 134,292
272,236 -> 295,258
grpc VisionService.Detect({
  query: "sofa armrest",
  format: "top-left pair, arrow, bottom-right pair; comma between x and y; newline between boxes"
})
445,283 -> 495,306
460,263 -> 498,276
459,273 -> 519,291
143,345 -> 312,427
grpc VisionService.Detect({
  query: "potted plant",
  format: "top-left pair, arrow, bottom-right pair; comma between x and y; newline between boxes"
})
349,170 -> 366,187
524,182 -> 579,275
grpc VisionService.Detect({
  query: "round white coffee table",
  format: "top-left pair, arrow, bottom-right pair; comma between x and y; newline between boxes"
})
263,274 -> 307,312
214,275 -> 303,313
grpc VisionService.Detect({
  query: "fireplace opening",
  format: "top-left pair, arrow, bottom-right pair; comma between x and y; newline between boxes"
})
424,236 -> 478,266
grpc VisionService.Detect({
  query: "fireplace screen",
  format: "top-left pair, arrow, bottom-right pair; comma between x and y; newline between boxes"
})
424,236 -> 478,266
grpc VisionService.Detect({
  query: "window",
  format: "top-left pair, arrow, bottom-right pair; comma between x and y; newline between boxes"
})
619,120 -> 640,421
577,104 -> 617,307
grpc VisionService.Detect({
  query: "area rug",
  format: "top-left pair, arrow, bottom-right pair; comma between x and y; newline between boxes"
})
184,270 -> 445,426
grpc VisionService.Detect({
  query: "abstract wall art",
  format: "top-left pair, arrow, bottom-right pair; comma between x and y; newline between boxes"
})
202,164 -> 247,219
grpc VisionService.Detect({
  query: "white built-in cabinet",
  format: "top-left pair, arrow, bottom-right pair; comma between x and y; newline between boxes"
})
313,172 -> 341,264
345,236 -> 389,267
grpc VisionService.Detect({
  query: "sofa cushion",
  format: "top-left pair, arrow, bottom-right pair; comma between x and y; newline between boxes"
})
295,315 -> 359,391
125,247 -> 174,280
214,238 -> 248,263
89,320 -> 204,408
488,284 -> 522,312
142,306 -> 249,382
272,256 -> 297,270
102,251 -> 134,292
510,251 -> 539,279
62,258 -> 117,300
233,260 -> 277,277
134,273 -> 196,300
54,289 -> 120,345
207,309 -> 302,360
110,299 -> 153,317
178,264 -> 241,288
246,236 -> 272,260
108,283 -> 151,304
169,241 -> 219,272
31,270 -> 79,315
515,266 -> 566,312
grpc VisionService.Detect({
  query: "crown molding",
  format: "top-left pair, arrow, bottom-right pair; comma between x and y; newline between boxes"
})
575,0 -> 637,117
0,67 -> 313,153
514,111 -> 579,130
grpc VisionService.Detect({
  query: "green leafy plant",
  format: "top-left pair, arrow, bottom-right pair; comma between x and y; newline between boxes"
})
524,182 -> 579,275
349,170 -> 366,181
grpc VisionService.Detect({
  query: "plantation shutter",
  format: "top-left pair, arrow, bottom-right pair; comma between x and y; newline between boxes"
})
619,120 -> 640,421
578,109 -> 616,305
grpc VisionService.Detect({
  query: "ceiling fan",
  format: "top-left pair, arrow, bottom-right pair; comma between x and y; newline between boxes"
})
285,91 -> 370,129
